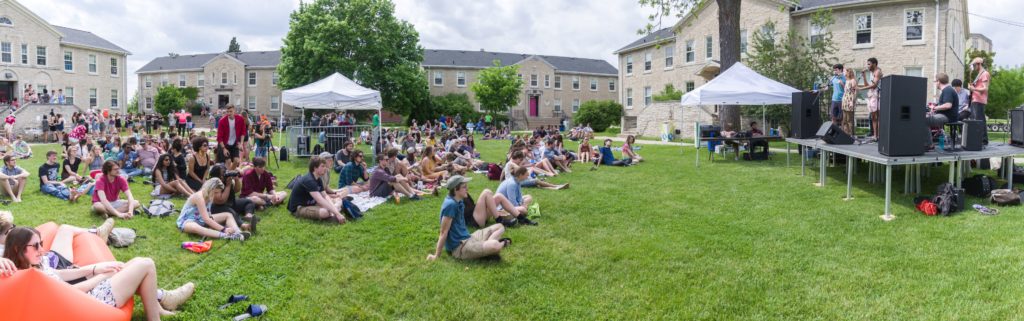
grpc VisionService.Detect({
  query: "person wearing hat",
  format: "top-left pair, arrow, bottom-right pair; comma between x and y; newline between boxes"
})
968,57 -> 990,145
316,152 -> 348,202
427,175 -> 510,261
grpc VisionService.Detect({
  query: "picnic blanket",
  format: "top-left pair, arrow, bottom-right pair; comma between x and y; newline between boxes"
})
348,191 -> 388,213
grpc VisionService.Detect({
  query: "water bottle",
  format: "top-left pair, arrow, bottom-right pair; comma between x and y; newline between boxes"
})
938,133 -> 946,150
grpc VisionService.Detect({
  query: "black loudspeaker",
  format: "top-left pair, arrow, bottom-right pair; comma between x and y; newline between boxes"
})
963,120 -> 985,151
790,92 -> 821,139
878,75 -> 928,156
296,135 -> 310,155
816,121 -> 854,144
1011,108 -> 1024,147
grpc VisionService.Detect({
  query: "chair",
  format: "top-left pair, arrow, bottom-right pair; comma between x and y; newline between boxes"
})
945,121 -> 964,150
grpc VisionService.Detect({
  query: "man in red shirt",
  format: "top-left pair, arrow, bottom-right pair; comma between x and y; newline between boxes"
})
216,105 -> 247,170
241,157 -> 287,208
968,57 -> 990,145
91,160 -> 140,219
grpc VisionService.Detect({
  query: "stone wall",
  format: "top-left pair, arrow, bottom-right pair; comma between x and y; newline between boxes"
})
11,103 -> 84,141
624,101 -> 716,139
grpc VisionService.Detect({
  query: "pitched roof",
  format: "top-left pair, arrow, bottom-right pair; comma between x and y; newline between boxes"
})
136,51 -> 281,73
53,26 -> 129,54
422,49 -> 617,75
796,0 -> 868,10
614,27 -> 675,54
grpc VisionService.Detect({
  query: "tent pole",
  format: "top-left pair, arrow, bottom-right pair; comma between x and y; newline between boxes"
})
761,103 -> 766,134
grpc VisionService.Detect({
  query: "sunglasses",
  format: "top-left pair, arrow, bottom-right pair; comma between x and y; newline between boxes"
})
26,241 -> 42,251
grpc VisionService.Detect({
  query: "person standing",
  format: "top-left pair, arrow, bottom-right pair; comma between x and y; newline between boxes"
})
968,57 -> 990,145
821,64 -> 845,127
216,105 -> 247,170
857,58 -> 883,140
840,67 -> 859,136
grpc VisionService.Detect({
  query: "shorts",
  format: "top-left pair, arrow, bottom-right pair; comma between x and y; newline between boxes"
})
88,279 -> 118,307
226,144 -> 240,158
867,90 -> 880,113
451,224 -> 502,260
293,205 -> 323,220
830,101 -> 843,119
520,178 -> 538,188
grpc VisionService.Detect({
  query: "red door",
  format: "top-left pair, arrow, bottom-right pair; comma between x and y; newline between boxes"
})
529,96 -> 539,117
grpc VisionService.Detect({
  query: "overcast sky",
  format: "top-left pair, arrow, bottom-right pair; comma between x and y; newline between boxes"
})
20,0 -> 1024,101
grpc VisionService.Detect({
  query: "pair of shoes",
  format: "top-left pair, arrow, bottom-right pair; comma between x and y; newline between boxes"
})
497,216 -> 518,227
518,216 -> 538,226
95,218 -> 115,241
160,282 -> 195,311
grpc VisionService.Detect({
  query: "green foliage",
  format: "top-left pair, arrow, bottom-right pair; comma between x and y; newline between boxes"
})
408,94 -> 479,125
227,37 -> 241,53
179,87 -> 199,101
653,84 -> 683,102
988,66 -> 1024,118
744,11 -> 838,127
573,100 -> 623,132
153,86 -> 186,115
278,0 -> 429,116
470,60 -> 524,115
126,93 -> 139,114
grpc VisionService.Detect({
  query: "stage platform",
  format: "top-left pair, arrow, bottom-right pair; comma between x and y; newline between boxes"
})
785,138 -> 1024,220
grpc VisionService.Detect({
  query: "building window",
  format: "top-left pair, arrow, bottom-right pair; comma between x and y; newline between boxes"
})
664,46 -> 674,67
178,74 -> 186,87
626,56 -> 633,74
88,88 -> 97,107
530,74 -> 538,87
144,76 -> 152,88
810,21 -> 826,44
161,75 -> 168,87
554,76 -> 562,89
145,97 -> 152,110
35,46 -> 45,66
609,80 -> 616,91
457,71 -> 466,87
88,54 -> 97,73
572,99 -> 580,113
20,44 -> 27,64
904,67 -> 923,77
572,76 -> 580,90
110,58 -> 118,76
517,73 -> 522,81
65,87 -> 74,105
272,72 -> 279,85
553,99 -> 562,112
740,30 -> 748,54
433,71 -> 443,86
686,81 -> 695,92
0,42 -> 10,63
248,96 -> 257,110
0,17 -> 10,26
270,96 -> 280,111
233,73 -> 237,84
626,88 -> 633,107
905,9 -> 924,41
110,89 -> 118,107
644,86 -> 652,105
855,14 -> 872,44
198,74 -> 204,87
221,72 -> 228,85
248,72 -> 257,86
544,74 -> 550,88
705,36 -> 713,59
644,52 -> 652,71
686,40 -> 695,62
761,25 -> 776,44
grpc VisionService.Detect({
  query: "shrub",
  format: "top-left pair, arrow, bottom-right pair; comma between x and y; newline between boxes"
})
653,84 -> 683,102
573,100 -> 623,132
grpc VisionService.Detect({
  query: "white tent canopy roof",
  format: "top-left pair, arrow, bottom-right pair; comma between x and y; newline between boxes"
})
282,72 -> 382,110
679,63 -> 800,106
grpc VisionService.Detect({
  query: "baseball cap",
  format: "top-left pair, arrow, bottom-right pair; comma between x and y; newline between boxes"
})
318,152 -> 333,159
445,175 -> 472,190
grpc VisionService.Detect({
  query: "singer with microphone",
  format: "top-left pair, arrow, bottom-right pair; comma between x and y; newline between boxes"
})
819,64 -> 846,128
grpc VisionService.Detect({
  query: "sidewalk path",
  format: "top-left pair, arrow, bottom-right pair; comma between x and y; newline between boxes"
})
593,136 -> 690,147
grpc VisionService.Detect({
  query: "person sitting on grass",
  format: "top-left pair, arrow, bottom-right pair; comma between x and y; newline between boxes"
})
543,139 -> 572,173
427,175 -> 510,262
337,149 -> 370,193
418,145 -> 448,183
314,152 -> 350,202
1,226 -> 195,319
596,139 -> 630,167
368,152 -> 418,201
152,154 -> 193,198
333,141 -> 355,172
621,135 -> 643,163
91,161 -> 141,219
502,151 -> 568,190
10,135 -> 30,159
577,138 -> 593,164
206,165 -> 258,235
176,178 -> 249,241
286,156 -> 346,224
39,150 -> 86,203
0,155 -> 29,202
241,157 -> 287,208
61,145 -> 90,185
121,143 -> 144,180
495,167 -> 539,226
462,178 -> 531,228
136,139 -> 160,177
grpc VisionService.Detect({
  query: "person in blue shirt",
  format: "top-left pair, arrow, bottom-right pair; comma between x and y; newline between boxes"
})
821,64 -> 846,126
427,175 -> 510,261
596,139 -> 629,166
495,167 -> 538,226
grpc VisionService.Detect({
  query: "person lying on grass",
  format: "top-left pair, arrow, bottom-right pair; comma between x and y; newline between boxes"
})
241,157 -> 288,208
152,154 -> 194,198
176,178 -> 249,240
596,139 -> 630,167
1,226 -> 195,320
286,156 -> 346,224
91,161 -> 142,219
427,175 -> 511,261
39,150 -> 88,203
495,167 -> 538,226
0,155 -> 29,202
502,151 -> 568,190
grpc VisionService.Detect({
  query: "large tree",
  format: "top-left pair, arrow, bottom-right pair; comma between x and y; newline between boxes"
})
153,86 -> 186,115
227,37 -> 241,53
640,0 -> 742,130
470,61 -> 524,116
278,0 -> 428,115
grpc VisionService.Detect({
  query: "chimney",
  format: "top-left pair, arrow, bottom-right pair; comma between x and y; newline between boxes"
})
479,48 -> 484,52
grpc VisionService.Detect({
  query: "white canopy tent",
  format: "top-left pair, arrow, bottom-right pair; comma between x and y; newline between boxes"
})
679,63 -> 800,165
281,72 -> 383,152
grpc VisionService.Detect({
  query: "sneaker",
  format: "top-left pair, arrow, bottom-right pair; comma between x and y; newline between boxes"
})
95,218 -> 115,241
518,216 -> 538,226
497,216 -> 518,227
247,215 -> 260,235
159,282 -> 195,311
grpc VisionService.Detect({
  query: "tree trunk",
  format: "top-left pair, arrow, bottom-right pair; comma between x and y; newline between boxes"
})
717,0 -> 742,131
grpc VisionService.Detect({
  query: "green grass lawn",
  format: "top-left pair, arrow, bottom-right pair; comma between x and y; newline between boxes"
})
11,139 -> 1024,320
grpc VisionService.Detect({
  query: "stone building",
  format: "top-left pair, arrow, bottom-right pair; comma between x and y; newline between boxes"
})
968,33 -> 992,52
0,0 -> 129,111
136,51 -> 284,117
615,0 -> 974,138
423,49 -> 618,129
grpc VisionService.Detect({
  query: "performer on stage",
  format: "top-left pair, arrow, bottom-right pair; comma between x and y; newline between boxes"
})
820,64 -> 846,127
927,73 -> 958,144
968,57 -> 990,145
857,58 -> 883,141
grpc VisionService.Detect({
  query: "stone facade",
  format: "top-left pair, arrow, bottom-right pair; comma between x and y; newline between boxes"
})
0,0 -> 129,111
968,33 -> 992,52
11,103 -> 83,140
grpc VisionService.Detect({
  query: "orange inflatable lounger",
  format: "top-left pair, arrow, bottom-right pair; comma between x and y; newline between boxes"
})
0,222 -> 133,321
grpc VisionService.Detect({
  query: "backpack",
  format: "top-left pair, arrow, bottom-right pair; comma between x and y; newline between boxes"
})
990,189 -> 1021,206
108,228 -> 136,248
962,174 -> 996,198
931,183 -> 963,216
341,198 -> 363,220
279,147 -> 289,161
144,199 -> 175,217
487,163 -> 502,180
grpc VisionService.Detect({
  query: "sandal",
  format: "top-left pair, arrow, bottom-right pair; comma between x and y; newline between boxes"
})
973,204 -> 999,215
499,237 -> 512,248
